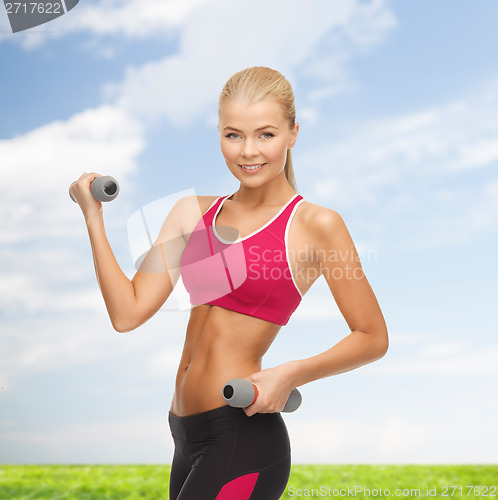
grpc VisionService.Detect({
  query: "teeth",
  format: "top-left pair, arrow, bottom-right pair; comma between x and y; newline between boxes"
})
241,164 -> 263,170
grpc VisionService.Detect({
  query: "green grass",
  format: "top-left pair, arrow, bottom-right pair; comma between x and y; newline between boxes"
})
0,465 -> 496,499
286,465 -> 497,498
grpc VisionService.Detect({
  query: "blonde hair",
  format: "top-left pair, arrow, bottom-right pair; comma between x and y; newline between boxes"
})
218,66 -> 298,192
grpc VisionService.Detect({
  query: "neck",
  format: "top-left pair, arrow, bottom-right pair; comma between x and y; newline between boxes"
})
230,173 -> 296,207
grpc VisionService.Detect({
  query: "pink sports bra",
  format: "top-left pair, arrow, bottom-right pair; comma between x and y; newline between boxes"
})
180,193 -> 305,326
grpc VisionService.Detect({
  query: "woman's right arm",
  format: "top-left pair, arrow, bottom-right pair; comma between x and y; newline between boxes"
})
86,210 -> 179,332
72,172 -> 187,333
85,210 -> 148,332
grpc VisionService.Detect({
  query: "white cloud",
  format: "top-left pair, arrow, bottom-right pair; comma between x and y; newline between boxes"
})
67,0 -> 209,37
0,416 -> 174,463
102,0 -> 396,127
0,271 -> 104,314
484,178 -> 498,196
1,0 -> 397,68
302,93 -> 498,204
2,0 -> 211,50
292,276 -> 342,321
374,345 -> 498,375
0,311 -> 187,388
420,341 -> 466,358
296,76 -> 498,249
287,412 -> 498,463
386,331 -> 433,345
145,343 -> 185,379
0,105 -> 144,243
293,295 -> 342,321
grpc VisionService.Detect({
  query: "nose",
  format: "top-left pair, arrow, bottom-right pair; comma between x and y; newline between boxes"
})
241,138 -> 258,158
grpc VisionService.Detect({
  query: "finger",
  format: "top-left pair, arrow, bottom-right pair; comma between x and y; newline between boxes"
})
243,404 -> 257,417
69,181 -> 77,203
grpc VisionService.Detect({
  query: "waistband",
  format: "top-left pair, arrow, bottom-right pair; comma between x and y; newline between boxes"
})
168,404 -> 281,441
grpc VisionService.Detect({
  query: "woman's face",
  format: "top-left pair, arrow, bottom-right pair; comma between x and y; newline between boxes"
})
218,98 -> 298,187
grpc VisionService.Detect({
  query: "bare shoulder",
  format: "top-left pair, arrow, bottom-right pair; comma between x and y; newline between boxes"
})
176,194 -> 221,214
195,195 -> 222,215
294,200 -> 354,270
295,199 -> 345,239
174,195 -> 221,235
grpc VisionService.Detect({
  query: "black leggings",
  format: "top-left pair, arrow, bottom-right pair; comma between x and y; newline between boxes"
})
168,404 -> 291,499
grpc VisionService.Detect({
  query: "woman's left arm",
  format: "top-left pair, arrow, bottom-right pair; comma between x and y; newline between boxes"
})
284,207 -> 389,388
244,207 -> 388,416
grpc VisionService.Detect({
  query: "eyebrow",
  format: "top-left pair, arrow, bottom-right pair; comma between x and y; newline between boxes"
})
223,125 -> 278,132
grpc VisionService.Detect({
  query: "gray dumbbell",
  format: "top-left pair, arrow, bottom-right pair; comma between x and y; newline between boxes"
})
222,378 -> 302,413
69,175 -> 119,203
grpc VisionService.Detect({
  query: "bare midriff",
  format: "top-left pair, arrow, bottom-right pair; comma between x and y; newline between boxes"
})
169,303 -> 281,417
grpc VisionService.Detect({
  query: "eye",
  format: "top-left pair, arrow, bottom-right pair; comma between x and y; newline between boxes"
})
261,132 -> 274,139
225,133 -> 239,139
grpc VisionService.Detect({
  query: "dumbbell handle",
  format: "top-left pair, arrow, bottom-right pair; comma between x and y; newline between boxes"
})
222,378 -> 302,413
69,175 -> 119,203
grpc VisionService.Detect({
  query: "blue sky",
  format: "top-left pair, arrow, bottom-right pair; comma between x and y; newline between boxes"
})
1,0 -> 497,467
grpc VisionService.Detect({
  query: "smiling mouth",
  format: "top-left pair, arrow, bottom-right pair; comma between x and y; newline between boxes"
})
239,163 -> 266,171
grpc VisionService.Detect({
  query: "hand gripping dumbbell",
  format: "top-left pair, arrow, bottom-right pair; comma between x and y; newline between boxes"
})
222,378 -> 302,413
69,175 -> 119,203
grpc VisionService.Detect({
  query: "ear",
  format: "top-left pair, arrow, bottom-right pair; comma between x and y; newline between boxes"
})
289,122 -> 299,149
217,123 -> 220,133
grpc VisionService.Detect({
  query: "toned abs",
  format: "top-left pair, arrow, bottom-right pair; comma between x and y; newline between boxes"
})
170,304 -> 280,416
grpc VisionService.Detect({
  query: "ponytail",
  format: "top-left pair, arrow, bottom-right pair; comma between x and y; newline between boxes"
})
284,149 -> 298,192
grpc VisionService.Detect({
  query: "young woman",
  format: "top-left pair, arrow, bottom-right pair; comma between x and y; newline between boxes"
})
70,66 -> 388,500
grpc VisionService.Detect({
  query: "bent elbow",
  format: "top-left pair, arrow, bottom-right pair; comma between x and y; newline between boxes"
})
112,317 -> 136,334
378,341 -> 389,359
365,326 -> 389,360
376,328 -> 389,358
112,321 -> 127,333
